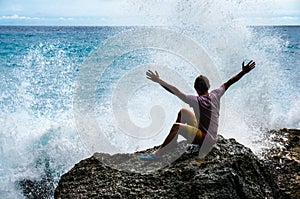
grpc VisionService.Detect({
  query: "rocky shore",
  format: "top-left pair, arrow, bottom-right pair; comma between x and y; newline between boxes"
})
54,133 -> 286,199
18,129 -> 299,198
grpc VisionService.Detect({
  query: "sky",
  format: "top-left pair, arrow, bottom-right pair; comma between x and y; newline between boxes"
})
0,0 -> 299,26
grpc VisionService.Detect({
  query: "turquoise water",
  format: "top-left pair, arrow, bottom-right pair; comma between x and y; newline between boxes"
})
0,25 -> 299,198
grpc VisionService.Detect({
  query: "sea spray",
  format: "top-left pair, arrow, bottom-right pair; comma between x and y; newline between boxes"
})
124,0 -> 299,152
0,28 -> 90,198
0,2 -> 299,198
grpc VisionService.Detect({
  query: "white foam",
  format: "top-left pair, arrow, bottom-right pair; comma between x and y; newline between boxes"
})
123,0 -> 299,150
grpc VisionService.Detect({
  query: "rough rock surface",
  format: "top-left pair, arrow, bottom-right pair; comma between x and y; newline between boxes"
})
262,129 -> 300,199
54,135 -> 280,199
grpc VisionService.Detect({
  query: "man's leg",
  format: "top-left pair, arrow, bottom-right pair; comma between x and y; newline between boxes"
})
164,108 -> 197,146
154,108 -> 201,155
176,108 -> 205,144
176,108 -> 197,125
154,123 -> 205,155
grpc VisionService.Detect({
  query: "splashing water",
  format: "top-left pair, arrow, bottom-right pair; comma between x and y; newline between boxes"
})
124,0 -> 300,151
0,1 -> 299,198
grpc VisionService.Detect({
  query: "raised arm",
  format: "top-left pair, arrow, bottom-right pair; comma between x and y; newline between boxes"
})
223,60 -> 255,90
146,70 -> 188,102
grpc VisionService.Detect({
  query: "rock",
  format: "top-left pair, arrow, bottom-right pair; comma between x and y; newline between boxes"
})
54,135 -> 280,199
17,176 -> 55,199
262,129 -> 300,199
16,156 -> 56,199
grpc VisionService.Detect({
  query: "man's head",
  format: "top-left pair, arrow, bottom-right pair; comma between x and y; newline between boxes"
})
194,75 -> 210,92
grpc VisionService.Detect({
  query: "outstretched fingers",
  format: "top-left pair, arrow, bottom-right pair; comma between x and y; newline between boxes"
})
146,70 -> 160,82
243,60 -> 256,73
247,60 -> 255,67
248,60 -> 256,70
146,70 -> 154,76
146,70 -> 154,78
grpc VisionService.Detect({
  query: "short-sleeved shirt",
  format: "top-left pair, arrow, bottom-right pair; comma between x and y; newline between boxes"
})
186,86 -> 225,139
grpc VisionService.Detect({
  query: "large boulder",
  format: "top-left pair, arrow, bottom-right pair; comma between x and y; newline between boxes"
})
54,135 -> 280,199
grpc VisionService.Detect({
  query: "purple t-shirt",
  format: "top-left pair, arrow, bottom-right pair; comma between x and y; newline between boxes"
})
186,86 -> 225,139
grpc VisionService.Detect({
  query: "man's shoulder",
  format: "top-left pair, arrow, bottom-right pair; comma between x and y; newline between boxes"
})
186,94 -> 199,101
185,94 -> 200,106
210,86 -> 226,97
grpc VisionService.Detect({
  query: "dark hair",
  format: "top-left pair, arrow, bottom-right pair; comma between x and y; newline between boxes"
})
194,75 -> 210,91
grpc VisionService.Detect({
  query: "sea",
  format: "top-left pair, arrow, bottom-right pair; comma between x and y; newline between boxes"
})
0,25 -> 299,198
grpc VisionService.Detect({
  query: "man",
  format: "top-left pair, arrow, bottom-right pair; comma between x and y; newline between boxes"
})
140,60 -> 255,160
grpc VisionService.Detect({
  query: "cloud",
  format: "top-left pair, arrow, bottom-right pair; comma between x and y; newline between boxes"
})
58,17 -> 74,21
0,14 -> 40,20
235,15 -> 300,25
0,14 -> 74,21
0,0 -> 299,25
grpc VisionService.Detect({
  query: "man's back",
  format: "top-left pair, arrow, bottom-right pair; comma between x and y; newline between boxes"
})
186,86 -> 225,138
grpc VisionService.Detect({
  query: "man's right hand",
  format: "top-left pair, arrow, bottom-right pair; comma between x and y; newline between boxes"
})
223,60 -> 256,90
242,60 -> 256,73
146,70 -> 161,83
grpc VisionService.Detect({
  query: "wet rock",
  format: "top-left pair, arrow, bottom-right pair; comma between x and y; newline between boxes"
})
55,135 -> 280,199
17,176 -> 55,199
16,156 -> 56,199
262,129 -> 300,199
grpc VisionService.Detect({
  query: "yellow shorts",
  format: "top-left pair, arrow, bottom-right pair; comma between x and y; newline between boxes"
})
186,119 -> 206,144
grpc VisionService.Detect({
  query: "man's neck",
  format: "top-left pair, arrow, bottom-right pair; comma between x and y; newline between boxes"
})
197,90 -> 209,96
